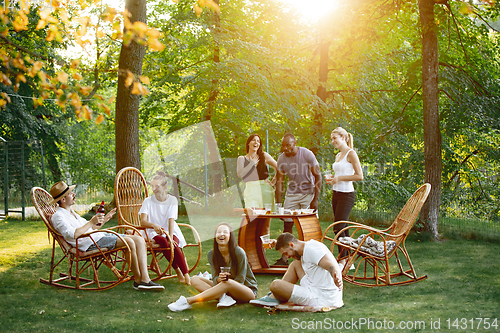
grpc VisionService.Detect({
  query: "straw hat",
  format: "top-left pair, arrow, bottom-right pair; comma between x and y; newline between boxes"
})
49,181 -> 76,204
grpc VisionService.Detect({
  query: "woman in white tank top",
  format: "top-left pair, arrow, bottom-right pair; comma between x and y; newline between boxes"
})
325,127 -> 363,267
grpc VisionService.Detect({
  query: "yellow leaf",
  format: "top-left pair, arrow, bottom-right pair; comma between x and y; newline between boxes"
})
79,86 -> 92,95
71,59 -> 81,68
38,71 -> 47,82
16,74 -> 26,83
97,30 -> 105,38
147,28 -> 161,39
34,97 -> 44,108
36,19 -> 47,30
1,92 -> 11,103
125,71 -> 134,87
102,104 -> 111,115
39,7 -> 52,20
70,93 -> 81,108
131,81 -> 141,94
140,76 -> 150,84
107,96 -> 115,104
130,82 -> 149,96
193,4 -> 202,17
82,105 -> 92,120
1,73 -> 12,85
459,3 -> 473,15
13,16 -> 28,32
57,71 -> 68,83
0,99 -> 6,108
72,73 -> 82,80
148,38 -> 165,51
95,114 -> 104,124
59,8 -> 69,24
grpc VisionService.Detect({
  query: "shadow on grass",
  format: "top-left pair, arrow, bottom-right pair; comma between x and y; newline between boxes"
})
1,218 -> 500,332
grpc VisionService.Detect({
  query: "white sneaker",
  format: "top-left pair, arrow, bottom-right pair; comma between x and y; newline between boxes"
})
217,293 -> 236,308
168,296 -> 192,312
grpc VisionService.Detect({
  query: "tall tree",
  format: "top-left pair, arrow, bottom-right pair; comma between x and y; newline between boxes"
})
419,0 -> 441,238
115,0 -> 147,172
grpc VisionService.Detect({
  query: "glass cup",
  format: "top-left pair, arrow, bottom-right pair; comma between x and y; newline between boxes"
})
276,203 -> 284,215
260,234 -> 271,250
220,266 -> 231,281
324,171 -> 333,181
265,203 -> 272,214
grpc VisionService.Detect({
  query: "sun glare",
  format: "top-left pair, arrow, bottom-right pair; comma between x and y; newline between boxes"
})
285,0 -> 338,22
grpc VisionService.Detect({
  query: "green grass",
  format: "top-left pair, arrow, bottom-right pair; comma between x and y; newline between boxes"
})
1,216 -> 500,332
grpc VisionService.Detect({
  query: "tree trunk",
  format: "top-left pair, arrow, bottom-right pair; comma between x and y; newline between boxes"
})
203,0 -> 222,193
204,0 -> 220,122
311,40 -> 329,155
419,0 -> 441,239
115,0 -> 146,173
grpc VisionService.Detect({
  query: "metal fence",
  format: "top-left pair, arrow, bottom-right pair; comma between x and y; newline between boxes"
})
1,140 -> 47,220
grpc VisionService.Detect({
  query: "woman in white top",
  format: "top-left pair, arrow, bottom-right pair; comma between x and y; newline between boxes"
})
326,127 -> 363,263
139,172 -> 190,285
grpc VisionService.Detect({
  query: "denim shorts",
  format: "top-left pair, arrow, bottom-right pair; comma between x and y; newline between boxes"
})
86,233 -> 119,251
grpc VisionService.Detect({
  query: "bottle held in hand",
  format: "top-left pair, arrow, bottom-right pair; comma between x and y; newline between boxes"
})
96,201 -> 105,226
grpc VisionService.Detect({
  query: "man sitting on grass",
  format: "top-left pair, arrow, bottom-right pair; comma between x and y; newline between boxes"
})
49,181 -> 164,291
250,232 -> 343,308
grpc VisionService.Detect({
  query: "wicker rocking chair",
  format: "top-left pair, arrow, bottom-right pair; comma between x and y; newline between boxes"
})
114,167 -> 202,281
31,187 -> 133,290
322,183 -> 431,287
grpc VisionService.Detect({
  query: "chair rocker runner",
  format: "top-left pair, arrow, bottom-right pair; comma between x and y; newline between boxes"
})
114,167 -> 202,281
31,187 -> 133,291
322,183 -> 431,287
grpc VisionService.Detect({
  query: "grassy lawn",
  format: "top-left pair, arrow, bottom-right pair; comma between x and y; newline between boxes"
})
1,216 -> 499,332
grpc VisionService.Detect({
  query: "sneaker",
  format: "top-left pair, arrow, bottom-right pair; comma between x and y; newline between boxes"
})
168,296 -> 192,312
137,280 -> 165,291
133,281 -> 140,291
273,257 -> 289,266
249,292 -> 280,307
217,293 -> 236,308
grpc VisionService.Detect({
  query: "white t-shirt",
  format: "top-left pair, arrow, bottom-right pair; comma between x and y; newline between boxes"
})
300,240 -> 343,307
51,207 -> 104,251
138,195 -> 186,248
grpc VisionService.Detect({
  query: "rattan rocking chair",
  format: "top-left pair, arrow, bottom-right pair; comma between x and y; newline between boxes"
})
114,167 -> 202,281
322,183 -> 431,287
31,187 -> 133,290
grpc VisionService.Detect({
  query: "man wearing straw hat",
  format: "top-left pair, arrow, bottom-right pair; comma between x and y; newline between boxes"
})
49,181 -> 164,291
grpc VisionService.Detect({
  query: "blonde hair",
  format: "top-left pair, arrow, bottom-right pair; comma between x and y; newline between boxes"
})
331,127 -> 354,149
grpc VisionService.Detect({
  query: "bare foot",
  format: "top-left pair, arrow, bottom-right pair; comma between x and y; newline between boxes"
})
184,273 -> 191,286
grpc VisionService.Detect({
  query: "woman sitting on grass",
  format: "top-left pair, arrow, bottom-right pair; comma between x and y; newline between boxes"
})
168,222 -> 257,311
139,171 -> 190,285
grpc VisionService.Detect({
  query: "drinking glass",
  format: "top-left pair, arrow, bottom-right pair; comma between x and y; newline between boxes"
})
260,234 -> 271,250
220,266 -> 231,281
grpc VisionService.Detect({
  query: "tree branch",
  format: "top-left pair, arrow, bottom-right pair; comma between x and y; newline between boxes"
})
400,85 -> 421,117
446,149 -> 478,187
0,34 -> 65,67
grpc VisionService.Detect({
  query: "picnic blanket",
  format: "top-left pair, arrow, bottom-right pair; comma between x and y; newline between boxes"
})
275,302 -> 342,313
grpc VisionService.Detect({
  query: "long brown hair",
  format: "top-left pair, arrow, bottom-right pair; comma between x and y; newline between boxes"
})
212,222 -> 238,277
245,134 -> 265,166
